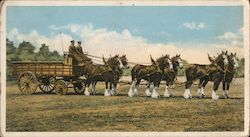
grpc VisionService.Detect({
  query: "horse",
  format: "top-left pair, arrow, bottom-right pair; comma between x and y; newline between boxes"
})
221,52 -> 239,98
128,54 -> 173,98
91,55 -> 129,96
183,51 -> 229,99
82,55 -> 127,96
199,52 -> 239,99
145,54 -> 183,97
163,54 -> 183,97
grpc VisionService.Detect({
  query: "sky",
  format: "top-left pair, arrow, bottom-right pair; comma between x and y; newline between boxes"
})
6,6 -> 244,64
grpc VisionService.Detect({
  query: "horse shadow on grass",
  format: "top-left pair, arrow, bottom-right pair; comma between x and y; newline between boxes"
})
28,91 -> 244,100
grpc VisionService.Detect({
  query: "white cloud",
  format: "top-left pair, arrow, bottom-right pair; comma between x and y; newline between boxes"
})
8,24 -> 244,65
217,32 -> 239,40
182,22 -> 205,30
216,28 -> 243,47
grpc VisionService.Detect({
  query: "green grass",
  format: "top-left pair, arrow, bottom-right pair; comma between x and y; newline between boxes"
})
6,78 -> 244,131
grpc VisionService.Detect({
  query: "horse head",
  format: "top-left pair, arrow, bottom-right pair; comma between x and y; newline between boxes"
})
212,51 -> 229,69
119,54 -> 129,69
156,54 -> 173,70
171,54 -> 183,69
221,51 -> 229,65
228,52 -> 239,70
106,55 -> 128,70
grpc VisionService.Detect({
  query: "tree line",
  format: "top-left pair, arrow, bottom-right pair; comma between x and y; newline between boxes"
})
7,38 -> 63,79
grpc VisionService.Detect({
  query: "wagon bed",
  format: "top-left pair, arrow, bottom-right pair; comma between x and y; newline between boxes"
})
12,61 -> 73,77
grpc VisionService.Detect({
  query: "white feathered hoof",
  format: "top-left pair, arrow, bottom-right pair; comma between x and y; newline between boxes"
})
183,89 -> 192,99
151,92 -> 159,98
84,88 -> 90,96
164,90 -> 171,98
151,87 -> 159,99
133,88 -> 139,96
104,89 -> 111,96
145,88 -> 151,97
212,90 -> 219,100
110,89 -> 115,96
223,90 -> 229,99
128,89 -> 134,97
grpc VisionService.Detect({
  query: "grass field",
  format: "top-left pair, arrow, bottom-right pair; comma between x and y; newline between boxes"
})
6,77 -> 244,131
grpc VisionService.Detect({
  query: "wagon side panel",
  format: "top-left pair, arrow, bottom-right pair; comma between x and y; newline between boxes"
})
12,62 -> 73,77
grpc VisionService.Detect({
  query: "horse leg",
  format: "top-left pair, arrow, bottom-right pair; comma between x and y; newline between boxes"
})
151,79 -> 160,99
111,82 -> 118,96
197,79 -> 203,98
104,81 -> 111,96
109,81 -> 113,96
145,81 -> 151,97
184,80 -> 193,99
223,82 -> 230,99
84,79 -> 91,96
169,81 -> 174,97
222,82 -> 227,99
212,79 -> 221,100
201,79 -> 209,98
133,79 -> 141,96
128,79 -> 137,97
91,81 -> 97,95
226,83 -> 230,98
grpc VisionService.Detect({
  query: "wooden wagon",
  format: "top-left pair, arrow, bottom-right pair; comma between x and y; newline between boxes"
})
12,53 -> 86,95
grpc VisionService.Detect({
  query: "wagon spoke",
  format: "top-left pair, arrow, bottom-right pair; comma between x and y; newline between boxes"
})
54,80 -> 68,95
39,76 -> 55,93
18,72 -> 38,94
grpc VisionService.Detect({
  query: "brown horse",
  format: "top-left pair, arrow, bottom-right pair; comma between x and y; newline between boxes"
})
91,55 -> 129,95
145,54 -> 183,97
163,54 -> 183,97
83,55 -> 127,96
199,52 -> 239,99
128,55 -> 173,98
183,51 -> 229,99
221,53 -> 239,98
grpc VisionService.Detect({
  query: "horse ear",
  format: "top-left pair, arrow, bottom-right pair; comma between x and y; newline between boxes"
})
225,51 -> 228,54
234,52 -> 236,56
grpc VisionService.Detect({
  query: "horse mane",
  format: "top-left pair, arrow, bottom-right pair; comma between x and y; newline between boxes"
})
156,55 -> 169,70
106,55 -> 120,70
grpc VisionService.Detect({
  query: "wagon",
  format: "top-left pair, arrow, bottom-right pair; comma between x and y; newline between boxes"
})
12,53 -> 86,95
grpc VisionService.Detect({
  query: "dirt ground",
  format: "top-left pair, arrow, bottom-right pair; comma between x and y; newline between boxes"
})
6,77 -> 244,131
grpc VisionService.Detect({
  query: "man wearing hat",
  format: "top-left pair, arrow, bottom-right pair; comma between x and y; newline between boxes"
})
76,41 -> 84,56
69,40 -> 76,55
76,41 -> 91,63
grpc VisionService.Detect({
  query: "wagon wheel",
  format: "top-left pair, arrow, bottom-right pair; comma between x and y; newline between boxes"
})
73,80 -> 86,94
18,71 -> 38,94
39,76 -> 55,93
54,80 -> 68,95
